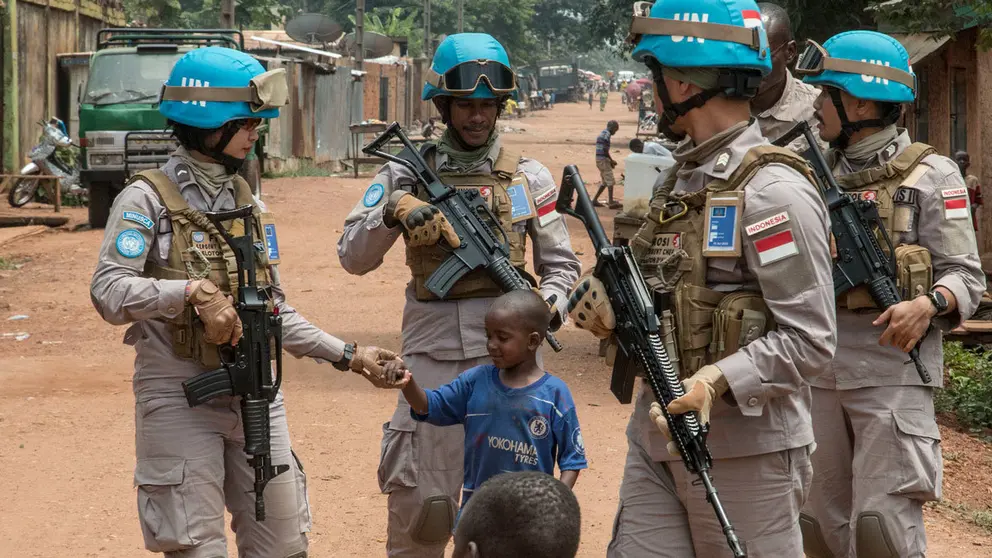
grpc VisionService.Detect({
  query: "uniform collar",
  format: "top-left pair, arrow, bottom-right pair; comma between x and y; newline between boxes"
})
832,127 -> 911,176
674,120 -> 765,193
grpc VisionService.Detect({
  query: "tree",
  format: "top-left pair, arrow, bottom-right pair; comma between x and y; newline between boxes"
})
531,0 -> 597,59
872,0 -> 992,49
123,0 -> 289,28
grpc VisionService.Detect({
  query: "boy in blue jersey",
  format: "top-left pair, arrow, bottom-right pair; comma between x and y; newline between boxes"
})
382,290 -> 587,508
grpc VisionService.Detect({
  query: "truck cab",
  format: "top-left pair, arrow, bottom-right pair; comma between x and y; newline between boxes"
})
79,29 -> 248,227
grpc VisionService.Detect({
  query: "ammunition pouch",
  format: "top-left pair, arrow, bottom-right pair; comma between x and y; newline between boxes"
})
840,244 -> 933,310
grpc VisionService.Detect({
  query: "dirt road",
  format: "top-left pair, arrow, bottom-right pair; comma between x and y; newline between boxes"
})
2,94 -> 991,557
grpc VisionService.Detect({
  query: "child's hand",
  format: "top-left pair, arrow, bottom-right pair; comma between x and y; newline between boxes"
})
378,359 -> 412,389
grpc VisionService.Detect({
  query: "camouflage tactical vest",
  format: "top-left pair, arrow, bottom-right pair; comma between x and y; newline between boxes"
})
133,169 -> 273,369
833,142 -> 936,309
629,145 -> 816,375
406,145 -> 529,301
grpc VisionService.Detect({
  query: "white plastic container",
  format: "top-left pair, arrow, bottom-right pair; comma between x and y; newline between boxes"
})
623,152 -> 676,218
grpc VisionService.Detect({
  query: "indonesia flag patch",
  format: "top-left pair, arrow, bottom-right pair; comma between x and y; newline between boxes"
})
754,229 -> 798,266
944,197 -> 969,220
538,202 -> 560,227
742,9 -> 763,29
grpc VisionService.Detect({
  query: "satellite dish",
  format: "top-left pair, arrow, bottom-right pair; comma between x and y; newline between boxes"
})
344,31 -> 395,59
285,13 -> 343,45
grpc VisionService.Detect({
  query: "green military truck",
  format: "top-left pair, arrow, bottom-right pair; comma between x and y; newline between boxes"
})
79,28 -> 261,227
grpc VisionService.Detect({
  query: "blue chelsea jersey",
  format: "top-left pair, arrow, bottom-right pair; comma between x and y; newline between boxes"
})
412,365 -> 588,505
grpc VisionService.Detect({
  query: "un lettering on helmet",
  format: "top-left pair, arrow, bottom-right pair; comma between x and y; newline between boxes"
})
670,13 -> 710,43
861,60 -> 891,85
179,77 -> 210,108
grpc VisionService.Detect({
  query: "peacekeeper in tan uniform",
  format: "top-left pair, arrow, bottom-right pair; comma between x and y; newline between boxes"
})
568,1 -> 836,555
795,31 -> 985,558
90,47 -> 401,558
336,33 -> 580,558
749,2 -> 823,153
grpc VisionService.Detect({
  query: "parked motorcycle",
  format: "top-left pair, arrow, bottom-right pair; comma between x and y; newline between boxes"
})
8,118 -> 85,208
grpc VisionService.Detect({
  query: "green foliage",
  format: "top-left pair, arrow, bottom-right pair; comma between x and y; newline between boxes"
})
871,0 -> 992,50
938,341 -> 992,432
349,6 -> 424,57
123,0 -> 290,29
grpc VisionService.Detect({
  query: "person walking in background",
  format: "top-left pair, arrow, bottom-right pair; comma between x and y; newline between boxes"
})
593,120 -> 621,209
956,151 -> 983,236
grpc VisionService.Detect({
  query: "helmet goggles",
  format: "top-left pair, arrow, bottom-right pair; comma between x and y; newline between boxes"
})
427,59 -> 517,96
160,68 -> 290,114
795,40 -> 916,94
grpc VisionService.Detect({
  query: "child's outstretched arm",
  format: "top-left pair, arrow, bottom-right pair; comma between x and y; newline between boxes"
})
380,360 -> 430,415
560,470 -> 580,489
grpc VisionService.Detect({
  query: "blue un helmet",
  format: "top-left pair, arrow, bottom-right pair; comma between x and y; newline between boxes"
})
628,0 -> 772,139
159,46 -> 287,170
159,46 -> 287,129
422,33 -> 517,101
797,31 -> 915,145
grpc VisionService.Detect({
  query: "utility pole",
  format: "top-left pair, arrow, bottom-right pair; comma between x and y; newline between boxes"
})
220,0 -> 235,28
457,0 -> 463,33
356,0 -> 365,70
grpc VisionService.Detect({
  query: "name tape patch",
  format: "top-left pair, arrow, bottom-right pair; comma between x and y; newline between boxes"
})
893,187 -> 918,205
754,229 -> 798,266
533,186 -> 557,207
122,211 -> 154,230
941,187 -> 968,199
745,211 -> 790,237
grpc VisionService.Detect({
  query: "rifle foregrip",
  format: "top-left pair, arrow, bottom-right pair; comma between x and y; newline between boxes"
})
242,397 -> 272,456
182,368 -> 234,407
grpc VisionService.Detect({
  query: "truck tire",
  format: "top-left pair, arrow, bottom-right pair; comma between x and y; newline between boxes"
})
88,181 -> 114,228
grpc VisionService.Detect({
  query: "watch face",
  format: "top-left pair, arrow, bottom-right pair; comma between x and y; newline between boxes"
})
931,291 -> 948,310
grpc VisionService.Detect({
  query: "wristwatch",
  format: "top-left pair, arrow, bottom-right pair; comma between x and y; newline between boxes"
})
333,343 -> 356,371
926,290 -> 949,315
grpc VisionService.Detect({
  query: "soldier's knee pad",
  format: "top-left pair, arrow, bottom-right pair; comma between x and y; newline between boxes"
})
412,494 -> 455,545
800,512 -> 835,558
856,511 -> 898,558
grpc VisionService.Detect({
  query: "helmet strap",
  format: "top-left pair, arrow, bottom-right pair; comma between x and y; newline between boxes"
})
826,87 -> 898,150
203,121 -> 247,174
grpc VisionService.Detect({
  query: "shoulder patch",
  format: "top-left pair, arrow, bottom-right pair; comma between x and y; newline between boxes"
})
174,163 -> 193,184
882,142 -> 899,161
714,148 -> 733,173
115,229 -> 146,259
363,183 -> 385,207
533,186 -> 557,208
754,229 -> 798,266
571,427 -> 585,456
122,210 -> 154,230
941,186 -> 968,199
893,187 -> 918,205
744,211 -> 790,236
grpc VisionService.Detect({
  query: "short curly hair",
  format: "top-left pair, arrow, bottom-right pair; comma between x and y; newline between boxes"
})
454,471 -> 581,558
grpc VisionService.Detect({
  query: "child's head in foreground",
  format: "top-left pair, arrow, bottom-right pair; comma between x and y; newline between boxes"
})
485,290 -> 551,370
453,471 -> 581,558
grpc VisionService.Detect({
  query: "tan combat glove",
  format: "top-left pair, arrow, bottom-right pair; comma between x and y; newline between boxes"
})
388,192 -> 461,248
649,364 -> 729,456
567,274 -> 616,339
349,344 -> 404,388
187,279 -> 242,346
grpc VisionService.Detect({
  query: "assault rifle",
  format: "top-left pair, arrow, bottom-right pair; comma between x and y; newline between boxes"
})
363,122 -> 563,352
556,165 -> 747,558
773,122 -> 931,383
181,205 -> 289,520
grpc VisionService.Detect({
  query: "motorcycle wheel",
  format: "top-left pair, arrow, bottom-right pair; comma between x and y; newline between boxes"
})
8,176 -> 40,207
